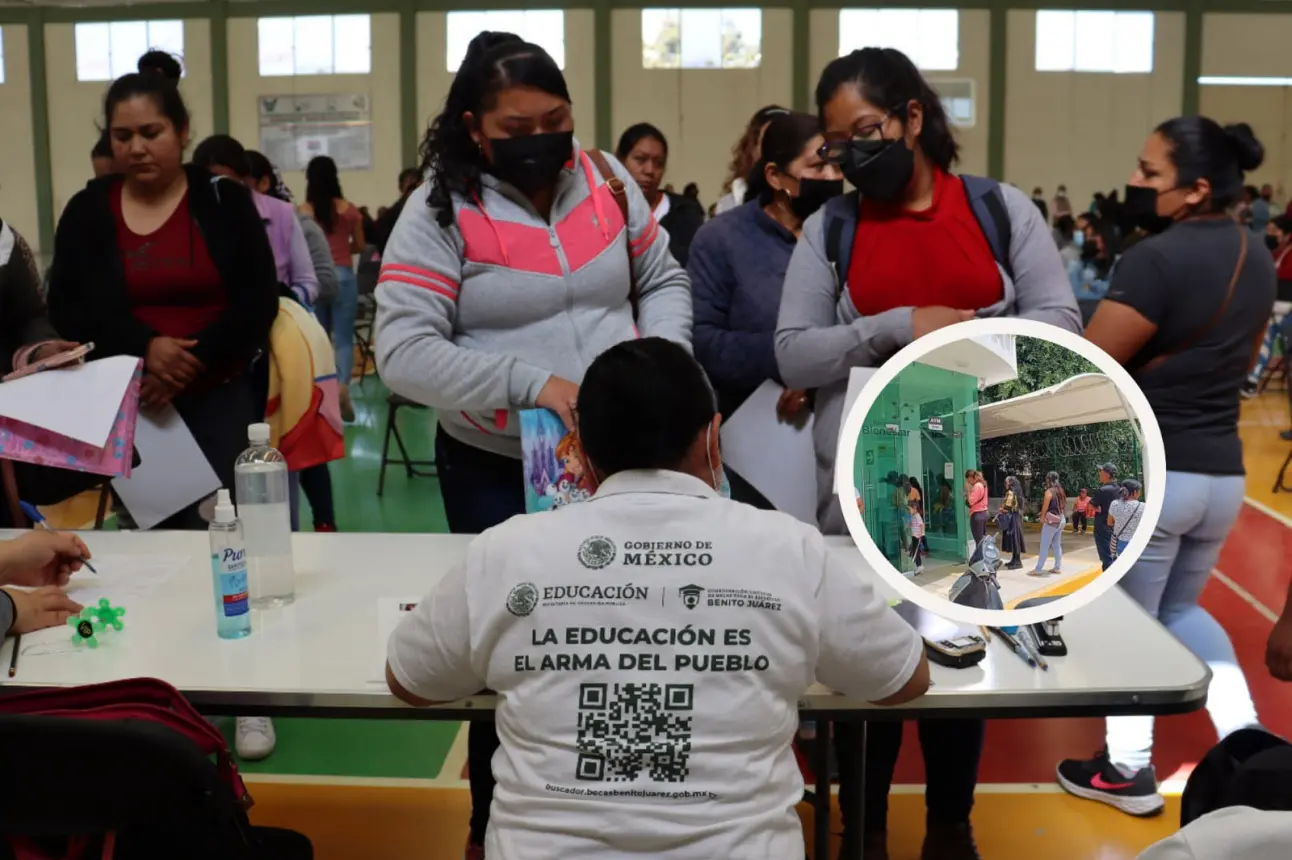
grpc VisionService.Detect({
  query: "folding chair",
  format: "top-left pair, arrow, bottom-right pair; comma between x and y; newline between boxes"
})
0,714 -> 311,860
378,394 -> 437,496
352,296 -> 377,389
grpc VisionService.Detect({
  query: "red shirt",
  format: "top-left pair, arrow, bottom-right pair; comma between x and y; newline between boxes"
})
113,183 -> 227,339
847,168 -> 1003,316
1275,244 -> 1292,281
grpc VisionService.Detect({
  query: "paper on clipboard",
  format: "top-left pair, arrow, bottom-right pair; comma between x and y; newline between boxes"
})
0,355 -> 138,447
112,405 -> 220,530
720,381 -> 817,525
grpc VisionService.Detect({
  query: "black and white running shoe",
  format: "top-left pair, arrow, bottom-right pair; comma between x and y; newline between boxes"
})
1056,749 -> 1165,816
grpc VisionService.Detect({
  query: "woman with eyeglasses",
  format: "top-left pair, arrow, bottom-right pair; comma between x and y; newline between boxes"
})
774,48 -> 1080,860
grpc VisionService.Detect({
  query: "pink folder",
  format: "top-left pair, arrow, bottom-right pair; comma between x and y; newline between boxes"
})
0,360 -> 142,478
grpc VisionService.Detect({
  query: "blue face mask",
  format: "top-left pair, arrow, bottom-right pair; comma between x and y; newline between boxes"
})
1073,231 -> 1085,249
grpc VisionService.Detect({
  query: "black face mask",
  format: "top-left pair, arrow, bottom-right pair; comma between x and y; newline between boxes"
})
1122,183 -> 1175,235
1267,234 -> 1281,251
486,131 -> 573,196
840,138 -> 915,203
789,177 -> 843,220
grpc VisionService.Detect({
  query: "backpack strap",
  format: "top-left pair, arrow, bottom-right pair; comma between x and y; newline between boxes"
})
961,175 -> 1015,282
584,150 -> 638,318
822,191 -> 860,300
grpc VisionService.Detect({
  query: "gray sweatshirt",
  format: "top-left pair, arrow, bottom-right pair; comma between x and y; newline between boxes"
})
775,180 -> 1082,535
375,145 -> 692,459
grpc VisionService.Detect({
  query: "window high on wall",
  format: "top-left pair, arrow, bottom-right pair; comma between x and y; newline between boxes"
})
1035,10 -> 1154,74
75,21 -> 184,82
839,9 -> 959,71
258,15 -> 372,77
641,9 -> 762,70
446,11 -> 565,71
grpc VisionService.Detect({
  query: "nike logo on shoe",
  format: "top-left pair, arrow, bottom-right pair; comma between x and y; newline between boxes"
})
1091,773 -> 1135,791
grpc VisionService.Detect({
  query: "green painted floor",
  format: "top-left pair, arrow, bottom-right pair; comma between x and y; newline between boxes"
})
220,377 -> 463,779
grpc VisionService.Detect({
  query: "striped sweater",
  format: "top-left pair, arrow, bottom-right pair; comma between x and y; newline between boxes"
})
373,143 -> 693,459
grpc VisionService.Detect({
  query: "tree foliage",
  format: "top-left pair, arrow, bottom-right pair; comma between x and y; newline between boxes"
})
978,337 -> 1140,506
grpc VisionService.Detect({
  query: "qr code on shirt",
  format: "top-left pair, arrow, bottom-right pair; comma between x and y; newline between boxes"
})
574,682 -> 694,783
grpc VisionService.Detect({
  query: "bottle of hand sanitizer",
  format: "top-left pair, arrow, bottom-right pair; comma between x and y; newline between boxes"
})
210,488 -> 252,639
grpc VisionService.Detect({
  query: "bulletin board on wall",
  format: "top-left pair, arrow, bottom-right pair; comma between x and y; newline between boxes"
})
258,92 -> 373,172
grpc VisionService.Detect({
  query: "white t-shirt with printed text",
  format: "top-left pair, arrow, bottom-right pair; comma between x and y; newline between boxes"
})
388,470 -> 923,860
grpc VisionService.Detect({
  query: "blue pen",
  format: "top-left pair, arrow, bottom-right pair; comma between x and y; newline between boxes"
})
18,501 -> 97,574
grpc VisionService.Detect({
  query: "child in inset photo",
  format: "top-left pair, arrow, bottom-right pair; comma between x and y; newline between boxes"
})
909,499 -> 926,575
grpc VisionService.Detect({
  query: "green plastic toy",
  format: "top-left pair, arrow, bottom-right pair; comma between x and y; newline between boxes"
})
67,599 -> 126,649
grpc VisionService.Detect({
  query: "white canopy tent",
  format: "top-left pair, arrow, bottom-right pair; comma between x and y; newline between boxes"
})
977,373 -> 1139,440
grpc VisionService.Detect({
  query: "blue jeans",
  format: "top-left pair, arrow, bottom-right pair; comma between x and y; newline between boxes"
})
1095,522 -> 1114,570
1106,471 -> 1258,772
1034,518 -> 1064,570
316,265 -> 358,384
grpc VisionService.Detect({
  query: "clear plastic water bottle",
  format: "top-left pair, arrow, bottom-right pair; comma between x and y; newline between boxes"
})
234,423 -> 295,608
209,489 -> 251,639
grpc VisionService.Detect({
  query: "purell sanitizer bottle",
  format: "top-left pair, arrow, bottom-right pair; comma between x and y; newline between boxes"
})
210,489 -> 252,639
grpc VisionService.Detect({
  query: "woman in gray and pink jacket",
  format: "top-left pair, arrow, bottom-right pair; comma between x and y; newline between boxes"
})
372,31 -> 691,859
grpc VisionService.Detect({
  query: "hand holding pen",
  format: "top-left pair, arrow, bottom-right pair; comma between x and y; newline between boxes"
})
7,505 -> 96,583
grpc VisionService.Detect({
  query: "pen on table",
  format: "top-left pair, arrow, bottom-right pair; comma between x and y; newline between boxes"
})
9,635 -> 20,678
991,627 -> 1037,669
1016,625 -> 1049,671
18,501 -> 97,574
979,626 -> 991,642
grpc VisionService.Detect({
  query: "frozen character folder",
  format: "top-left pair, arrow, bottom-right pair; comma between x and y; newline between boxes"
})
520,408 -> 732,513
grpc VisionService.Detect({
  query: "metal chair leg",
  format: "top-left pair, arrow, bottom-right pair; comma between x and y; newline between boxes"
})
378,401 -> 397,497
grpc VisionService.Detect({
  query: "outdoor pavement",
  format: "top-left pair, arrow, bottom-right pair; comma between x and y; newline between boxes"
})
916,525 -> 1103,606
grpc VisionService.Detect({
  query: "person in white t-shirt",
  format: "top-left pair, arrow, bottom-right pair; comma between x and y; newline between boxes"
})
387,336 -> 929,860
1107,478 -> 1145,559
1137,807 -> 1292,859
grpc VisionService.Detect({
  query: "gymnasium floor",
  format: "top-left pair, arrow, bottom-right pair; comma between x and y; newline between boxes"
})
48,379 -> 1292,859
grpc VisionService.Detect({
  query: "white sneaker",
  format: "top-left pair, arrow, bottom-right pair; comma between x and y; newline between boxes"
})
915,565 -> 924,575
235,717 -> 277,760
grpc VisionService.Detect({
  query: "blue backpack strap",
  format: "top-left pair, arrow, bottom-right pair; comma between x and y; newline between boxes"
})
961,175 -> 1014,282
822,191 -> 860,298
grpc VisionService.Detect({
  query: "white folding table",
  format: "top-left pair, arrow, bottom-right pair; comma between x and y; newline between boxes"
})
0,532 -> 1210,860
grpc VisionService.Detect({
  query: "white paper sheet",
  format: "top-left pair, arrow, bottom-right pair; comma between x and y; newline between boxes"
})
371,597 -> 422,682
720,381 -> 818,526
17,554 -> 190,656
842,367 -> 878,430
0,355 -> 138,447
112,406 -> 221,530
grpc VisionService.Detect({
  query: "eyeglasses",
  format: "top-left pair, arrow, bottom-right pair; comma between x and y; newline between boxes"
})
817,109 -> 901,164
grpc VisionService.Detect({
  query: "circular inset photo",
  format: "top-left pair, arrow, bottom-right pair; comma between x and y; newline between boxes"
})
836,318 -> 1166,628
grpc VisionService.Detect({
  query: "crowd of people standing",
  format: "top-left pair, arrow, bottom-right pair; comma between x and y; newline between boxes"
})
0,29 -> 1285,860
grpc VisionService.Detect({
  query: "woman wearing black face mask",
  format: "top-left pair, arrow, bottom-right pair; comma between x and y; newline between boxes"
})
689,112 -> 841,507
1063,117 -> 1274,819
774,48 -> 1080,860
373,31 -> 692,860
616,123 -> 705,266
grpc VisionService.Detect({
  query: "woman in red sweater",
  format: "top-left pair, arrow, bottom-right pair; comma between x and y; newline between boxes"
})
775,48 -> 1081,860
47,72 -> 278,530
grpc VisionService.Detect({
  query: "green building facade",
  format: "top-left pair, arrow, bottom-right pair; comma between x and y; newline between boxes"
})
855,363 -> 982,574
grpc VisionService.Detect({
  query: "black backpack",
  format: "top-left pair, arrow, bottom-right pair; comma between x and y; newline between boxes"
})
1181,728 -> 1292,826
821,175 -> 1015,298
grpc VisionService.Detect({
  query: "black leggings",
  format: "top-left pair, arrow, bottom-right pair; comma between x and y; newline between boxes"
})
969,510 -> 988,546
909,536 -> 923,568
836,719 -> 985,835
1071,511 -> 1087,533
435,429 -> 526,847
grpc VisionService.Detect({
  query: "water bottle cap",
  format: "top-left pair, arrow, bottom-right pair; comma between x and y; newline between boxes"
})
248,423 -> 271,445
213,489 -> 236,523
